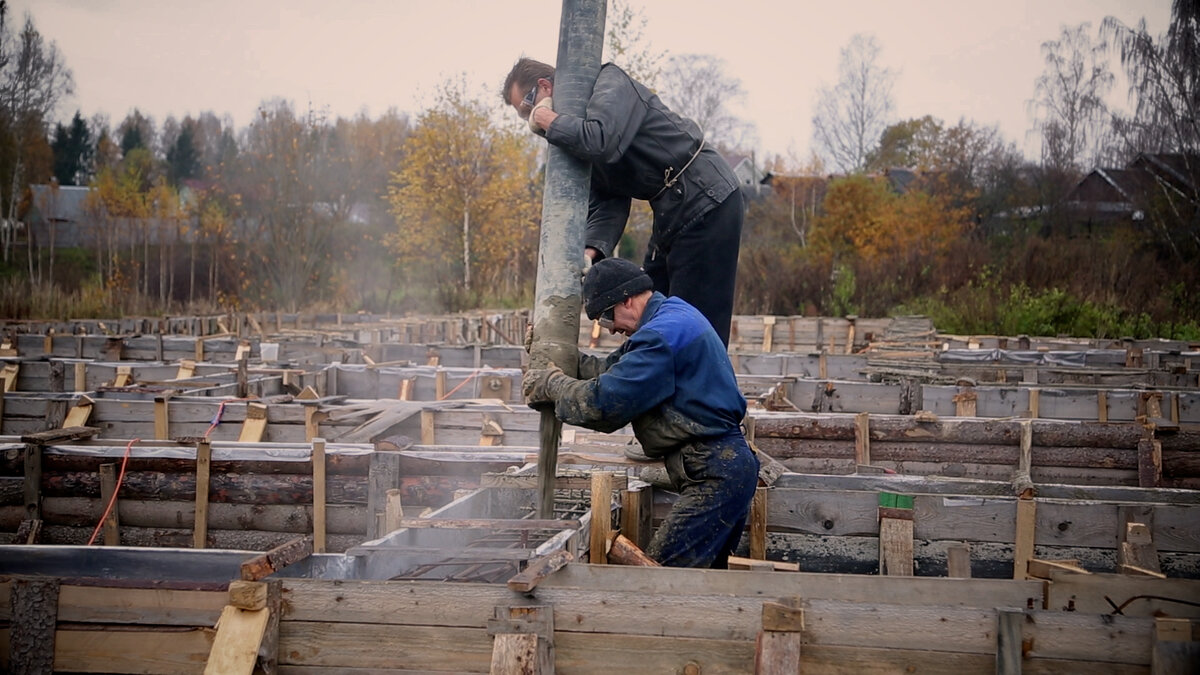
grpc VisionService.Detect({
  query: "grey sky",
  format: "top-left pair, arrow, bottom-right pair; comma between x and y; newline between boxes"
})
12,0 -> 1171,163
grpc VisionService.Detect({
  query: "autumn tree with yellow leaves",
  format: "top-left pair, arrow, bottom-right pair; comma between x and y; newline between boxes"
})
387,83 -> 541,309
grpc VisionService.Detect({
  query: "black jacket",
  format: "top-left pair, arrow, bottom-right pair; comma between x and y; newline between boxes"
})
543,63 -> 739,258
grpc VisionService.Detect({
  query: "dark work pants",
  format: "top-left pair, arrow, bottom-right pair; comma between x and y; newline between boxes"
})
643,191 -> 743,346
646,432 -> 759,569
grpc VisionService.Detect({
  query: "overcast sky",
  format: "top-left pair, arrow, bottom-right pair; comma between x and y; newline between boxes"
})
11,0 -> 1172,163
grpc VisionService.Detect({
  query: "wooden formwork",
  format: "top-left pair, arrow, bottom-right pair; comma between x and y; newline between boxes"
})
1,545 -> 1197,673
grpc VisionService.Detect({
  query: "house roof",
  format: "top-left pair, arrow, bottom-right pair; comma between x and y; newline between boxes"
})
28,185 -> 94,223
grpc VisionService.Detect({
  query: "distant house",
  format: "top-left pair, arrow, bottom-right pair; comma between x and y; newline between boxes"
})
723,152 -> 767,198
1066,153 -> 1198,230
26,184 -> 101,248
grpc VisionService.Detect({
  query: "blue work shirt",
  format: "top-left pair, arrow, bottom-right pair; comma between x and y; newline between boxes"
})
556,292 -> 746,446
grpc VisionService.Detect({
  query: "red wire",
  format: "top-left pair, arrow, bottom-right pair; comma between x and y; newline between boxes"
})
438,368 -> 487,400
87,437 -> 138,546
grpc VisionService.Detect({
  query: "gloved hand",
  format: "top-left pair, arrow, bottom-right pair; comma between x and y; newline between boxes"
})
523,324 -> 534,355
528,96 -> 553,135
523,363 -> 568,409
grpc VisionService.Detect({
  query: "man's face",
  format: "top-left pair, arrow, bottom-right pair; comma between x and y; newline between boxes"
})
509,79 -> 547,120
604,298 -> 638,337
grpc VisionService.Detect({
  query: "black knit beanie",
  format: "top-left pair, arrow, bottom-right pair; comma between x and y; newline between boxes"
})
582,258 -> 653,320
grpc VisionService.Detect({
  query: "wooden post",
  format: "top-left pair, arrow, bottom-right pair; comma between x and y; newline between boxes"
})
385,488 -> 405,534
312,438 -> 326,553
761,316 -> 775,353
1153,617 -> 1200,674
99,463 -> 120,546
23,442 -> 42,522
487,605 -> 554,675
947,542 -> 971,578
194,440 -> 211,549
854,411 -> 871,467
73,361 -> 87,392
954,387 -> 977,417
367,451 -> 402,539
1027,388 -> 1040,419
1013,498 -> 1037,580
435,369 -> 447,400
420,409 -> 436,445
750,486 -> 768,559
1098,391 -> 1108,423
755,598 -> 803,675
154,395 -> 170,440
619,481 -> 652,551
1138,435 -> 1163,488
590,471 -> 613,564
878,492 -> 914,576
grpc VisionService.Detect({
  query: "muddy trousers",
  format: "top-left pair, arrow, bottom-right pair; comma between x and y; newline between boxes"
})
646,432 -> 759,568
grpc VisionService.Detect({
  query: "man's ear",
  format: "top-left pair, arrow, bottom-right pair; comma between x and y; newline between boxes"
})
538,77 -> 553,94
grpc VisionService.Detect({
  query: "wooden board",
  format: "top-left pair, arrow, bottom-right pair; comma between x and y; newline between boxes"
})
56,585 -> 227,626
205,605 -> 270,674
52,626 -> 214,674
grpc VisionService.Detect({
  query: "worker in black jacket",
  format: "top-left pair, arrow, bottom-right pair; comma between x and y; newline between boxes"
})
502,57 -> 743,346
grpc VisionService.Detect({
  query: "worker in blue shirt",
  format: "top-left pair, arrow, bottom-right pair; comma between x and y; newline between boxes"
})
523,258 -> 758,568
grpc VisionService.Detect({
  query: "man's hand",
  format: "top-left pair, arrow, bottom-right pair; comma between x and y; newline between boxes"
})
528,96 -> 554,134
523,363 -> 567,409
523,324 -> 534,354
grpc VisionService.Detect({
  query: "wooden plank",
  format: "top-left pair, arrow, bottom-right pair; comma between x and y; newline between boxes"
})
1047,571 -> 1200,618
420,409 -> 435,445
98,463 -> 120,546
755,630 -> 800,674
205,605 -> 270,675
238,402 -> 269,443
1139,436 -> 1163,488
61,396 -> 93,428
995,608 -> 1024,675
507,550 -> 575,593
56,585 -> 226,625
241,536 -> 314,581
73,362 -> 87,393
538,564 -> 1044,608
194,440 -> 211,549
312,438 -> 326,553
53,627 -> 214,674
23,443 -> 41,521
1026,558 -> 1088,580
278,623 -> 494,671
1012,498 -> 1036,580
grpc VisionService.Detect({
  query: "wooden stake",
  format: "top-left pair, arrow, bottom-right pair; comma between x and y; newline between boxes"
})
1028,388 -> 1040,419
99,462 -> 120,546
73,362 -> 87,392
1013,498 -> 1037,580
384,488 -> 405,534
154,396 -> 170,440
420,409 -> 436,445
762,316 -> 776,353
750,486 -> 768,559
1119,522 -> 1161,575
995,608 -> 1025,675
619,481 -> 652,551
1098,391 -> 1108,423
193,440 -> 211,549
878,492 -> 914,576
205,605 -> 270,675
854,411 -> 871,467
312,438 -> 326,553
1138,436 -> 1163,488
62,396 -> 94,429
947,542 -> 971,578
590,471 -> 613,564
238,402 -> 268,443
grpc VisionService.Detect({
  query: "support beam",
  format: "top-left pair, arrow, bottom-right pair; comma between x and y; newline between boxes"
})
99,463 -> 120,546
312,438 -> 326,553
589,471 -> 613,564
193,440 -> 211,549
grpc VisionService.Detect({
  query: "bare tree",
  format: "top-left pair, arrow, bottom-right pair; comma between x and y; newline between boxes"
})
658,53 -> 757,149
811,34 -> 896,174
0,10 -> 74,262
603,0 -> 665,89
1028,23 -> 1114,174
